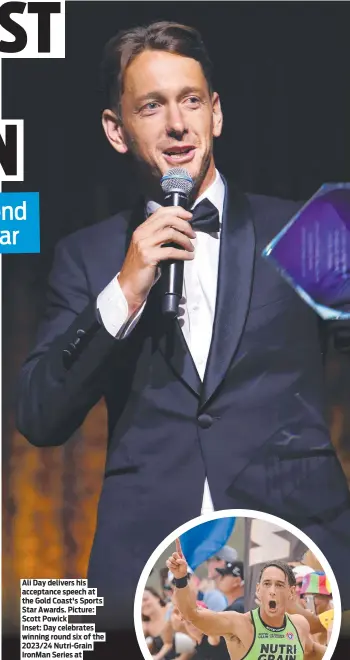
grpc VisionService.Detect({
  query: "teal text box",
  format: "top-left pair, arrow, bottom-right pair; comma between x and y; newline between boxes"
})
0,193 -> 40,253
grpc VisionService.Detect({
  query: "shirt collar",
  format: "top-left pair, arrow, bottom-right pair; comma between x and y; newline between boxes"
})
146,169 -> 225,226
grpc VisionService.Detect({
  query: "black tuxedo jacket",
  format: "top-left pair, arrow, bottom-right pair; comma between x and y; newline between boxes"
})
16,179 -> 350,628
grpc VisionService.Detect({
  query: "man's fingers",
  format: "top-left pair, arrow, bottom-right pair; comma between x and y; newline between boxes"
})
167,557 -> 179,569
155,227 -> 195,252
139,208 -> 195,238
154,246 -> 195,263
148,206 -> 193,224
175,538 -> 183,557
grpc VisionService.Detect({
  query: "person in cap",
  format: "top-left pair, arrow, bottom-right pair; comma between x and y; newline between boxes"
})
215,561 -> 245,613
198,546 -> 239,594
167,540 -> 326,660
300,573 -> 333,646
207,545 -> 238,580
207,547 -> 239,581
300,573 -> 332,617
293,566 -> 314,606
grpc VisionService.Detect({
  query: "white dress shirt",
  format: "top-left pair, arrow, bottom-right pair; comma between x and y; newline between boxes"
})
97,170 -> 225,515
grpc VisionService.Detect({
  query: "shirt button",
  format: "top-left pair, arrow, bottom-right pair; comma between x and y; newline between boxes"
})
197,414 -> 213,429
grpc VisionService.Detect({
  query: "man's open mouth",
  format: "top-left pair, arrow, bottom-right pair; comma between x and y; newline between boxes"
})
269,600 -> 277,610
163,146 -> 196,160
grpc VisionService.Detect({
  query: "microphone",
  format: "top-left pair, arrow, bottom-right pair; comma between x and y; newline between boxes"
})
160,168 -> 194,317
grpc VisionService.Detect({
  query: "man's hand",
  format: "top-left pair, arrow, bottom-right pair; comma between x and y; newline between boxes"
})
118,207 -> 195,316
166,538 -> 188,579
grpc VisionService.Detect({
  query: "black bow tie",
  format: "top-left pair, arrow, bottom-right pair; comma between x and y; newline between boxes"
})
190,199 -> 220,234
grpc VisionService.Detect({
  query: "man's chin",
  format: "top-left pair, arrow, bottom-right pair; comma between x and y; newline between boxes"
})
265,600 -> 281,616
143,155 -> 209,200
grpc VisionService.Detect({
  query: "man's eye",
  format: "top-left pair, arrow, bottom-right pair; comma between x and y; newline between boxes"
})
185,96 -> 201,106
140,102 -> 160,114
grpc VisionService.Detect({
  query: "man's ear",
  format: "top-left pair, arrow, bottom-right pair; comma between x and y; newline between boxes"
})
102,108 -> 129,154
289,586 -> 296,600
212,92 -> 223,138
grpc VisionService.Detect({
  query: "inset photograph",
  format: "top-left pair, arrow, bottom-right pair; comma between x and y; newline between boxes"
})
135,512 -> 340,660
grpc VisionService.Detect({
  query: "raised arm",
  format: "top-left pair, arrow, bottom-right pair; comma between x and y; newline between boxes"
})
166,540 -> 240,637
286,598 -> 325,635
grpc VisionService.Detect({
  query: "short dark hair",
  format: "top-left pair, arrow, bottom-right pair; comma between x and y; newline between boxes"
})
144,586 -> 166,607
259,561 -> 296,587
100,21 -> 214,117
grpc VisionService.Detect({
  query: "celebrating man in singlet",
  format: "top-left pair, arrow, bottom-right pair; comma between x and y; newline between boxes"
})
166,540 -> 326,660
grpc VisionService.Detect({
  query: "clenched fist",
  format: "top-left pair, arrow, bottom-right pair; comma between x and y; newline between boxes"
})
166,538 -> 189,579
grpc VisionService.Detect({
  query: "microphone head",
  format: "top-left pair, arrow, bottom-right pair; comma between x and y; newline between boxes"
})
160,168 -> 194,197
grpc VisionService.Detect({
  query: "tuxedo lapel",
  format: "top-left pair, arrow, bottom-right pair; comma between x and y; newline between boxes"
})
199,179 -> 256,409
156,305 -> 202,398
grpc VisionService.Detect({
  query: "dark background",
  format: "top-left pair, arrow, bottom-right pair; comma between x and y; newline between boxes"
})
2,1 -> 350,657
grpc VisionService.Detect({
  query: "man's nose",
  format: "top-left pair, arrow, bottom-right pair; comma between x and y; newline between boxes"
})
166,103 -> 188,137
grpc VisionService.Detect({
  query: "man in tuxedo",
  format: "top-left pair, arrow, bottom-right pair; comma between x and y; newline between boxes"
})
16,21 -> 350,629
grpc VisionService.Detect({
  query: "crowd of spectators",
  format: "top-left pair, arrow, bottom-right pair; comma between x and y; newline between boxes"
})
142,546 -> 334,660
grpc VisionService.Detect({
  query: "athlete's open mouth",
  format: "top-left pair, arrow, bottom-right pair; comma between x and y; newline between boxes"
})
269,600 -> 277,610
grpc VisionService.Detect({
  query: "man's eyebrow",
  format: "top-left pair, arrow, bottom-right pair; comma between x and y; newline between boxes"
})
134,91 -> 164,105
134,87 -> 205,105
179,86 -> 205,97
